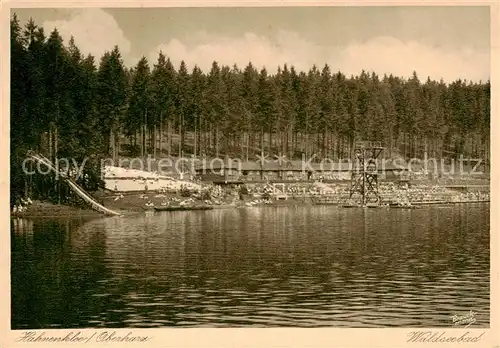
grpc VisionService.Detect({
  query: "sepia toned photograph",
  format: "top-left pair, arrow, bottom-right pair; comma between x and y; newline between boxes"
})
9,5 -> 491,335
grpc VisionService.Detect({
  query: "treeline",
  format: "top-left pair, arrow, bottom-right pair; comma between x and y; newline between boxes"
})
11,15 -> 490,203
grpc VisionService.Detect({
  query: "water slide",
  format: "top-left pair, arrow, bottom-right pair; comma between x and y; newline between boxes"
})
27,151 -> 122,216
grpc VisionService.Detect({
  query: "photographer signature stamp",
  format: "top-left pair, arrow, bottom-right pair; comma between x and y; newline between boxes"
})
451,310 -> 477,328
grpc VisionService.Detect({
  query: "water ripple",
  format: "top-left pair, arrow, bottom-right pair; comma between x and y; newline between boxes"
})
11,204 -> 490,328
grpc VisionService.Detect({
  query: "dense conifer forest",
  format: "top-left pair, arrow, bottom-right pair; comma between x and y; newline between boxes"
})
10,14 -> 490,204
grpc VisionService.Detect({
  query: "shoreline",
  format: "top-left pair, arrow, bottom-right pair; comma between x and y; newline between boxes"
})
12,194 -> 490,219
11,176 -> 490,219
11,201 -> 105,219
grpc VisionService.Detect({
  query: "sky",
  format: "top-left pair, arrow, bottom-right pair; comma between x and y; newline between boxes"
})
13,6 -> 491,82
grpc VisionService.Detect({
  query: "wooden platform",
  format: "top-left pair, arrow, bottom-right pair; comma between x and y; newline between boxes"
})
154,205 -> 213,212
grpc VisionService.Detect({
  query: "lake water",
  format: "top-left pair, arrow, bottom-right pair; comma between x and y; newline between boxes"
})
11,204 -> 490,328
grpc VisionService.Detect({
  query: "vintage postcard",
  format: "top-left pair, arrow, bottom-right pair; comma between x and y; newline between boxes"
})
1,1 -> 498,347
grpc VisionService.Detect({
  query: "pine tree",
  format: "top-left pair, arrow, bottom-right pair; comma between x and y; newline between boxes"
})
206,61 -> 226,157
22,19 -> 46,148
10,14 -> 29,205
240,62 -> 259,159
276,64 -> 297,157
318,64 -> 335,158
176,60 -> 189,156
127,57 -> 151,158
96,46 -> 128,161
304,66 -> 321,157
149,52 -> 177,156
256,67 -> 279,155
187,65 -> 206,158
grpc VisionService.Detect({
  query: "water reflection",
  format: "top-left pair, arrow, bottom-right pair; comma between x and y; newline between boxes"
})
11,204 -> 489,328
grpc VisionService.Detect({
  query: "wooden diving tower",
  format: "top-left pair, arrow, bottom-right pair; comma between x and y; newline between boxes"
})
348,141 -> 385,206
